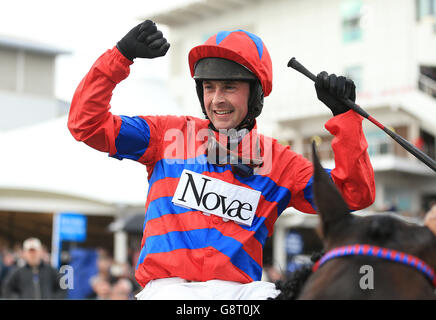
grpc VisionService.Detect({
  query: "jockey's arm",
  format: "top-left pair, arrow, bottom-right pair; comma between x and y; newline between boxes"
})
287,110 -> 376,213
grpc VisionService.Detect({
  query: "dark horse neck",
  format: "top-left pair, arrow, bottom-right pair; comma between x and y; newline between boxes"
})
299,256 -> 436,300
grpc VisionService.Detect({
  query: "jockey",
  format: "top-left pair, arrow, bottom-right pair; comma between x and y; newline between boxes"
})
68,20 -> 376,300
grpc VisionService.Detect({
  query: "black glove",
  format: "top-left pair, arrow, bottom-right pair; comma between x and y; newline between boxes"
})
315,71 -> 356,116
116,20 -> 170,61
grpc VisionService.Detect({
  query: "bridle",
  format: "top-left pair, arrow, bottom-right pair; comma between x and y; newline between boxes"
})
312,244 -> 436,288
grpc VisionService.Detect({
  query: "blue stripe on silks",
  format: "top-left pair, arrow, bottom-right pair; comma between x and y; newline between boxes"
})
235,29 -> 264,59
143,196 -> 193,231
235,175 -> 291,217
148,154 -> 224,186
143,195 -> 269,247
303,169 -> 332,210
136,228 -> 262,280
243,216 -> 269,246
215,30 -> 264,59
216,31 -> 232,45
145,156 -> 291,252
149,155 -> 292,217
143,195 -> 268,250
208,228 -> 262,280
112,116 -> 150,161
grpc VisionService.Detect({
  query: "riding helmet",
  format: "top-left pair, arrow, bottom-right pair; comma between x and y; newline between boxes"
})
188,30 -> 273,129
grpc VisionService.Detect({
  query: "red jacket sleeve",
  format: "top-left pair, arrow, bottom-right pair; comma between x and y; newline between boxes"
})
68,47 -> 172,170
288,110 -> 375,213
326,110 -> 376,210
67,47 -> 133,156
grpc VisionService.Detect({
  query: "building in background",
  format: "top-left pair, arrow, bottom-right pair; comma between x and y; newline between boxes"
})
0,35 -> 158,268
0,35 -> 70,131
146,0 -> 436,275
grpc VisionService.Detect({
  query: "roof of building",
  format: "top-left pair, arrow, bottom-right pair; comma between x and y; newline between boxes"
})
144,0 -> 263,27
0,34 -> 71,55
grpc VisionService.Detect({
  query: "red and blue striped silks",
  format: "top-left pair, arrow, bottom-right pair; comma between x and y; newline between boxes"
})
68,47 -> 375,287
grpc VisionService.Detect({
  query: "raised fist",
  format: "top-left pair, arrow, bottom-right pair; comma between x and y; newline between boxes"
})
117,20 -> 170,60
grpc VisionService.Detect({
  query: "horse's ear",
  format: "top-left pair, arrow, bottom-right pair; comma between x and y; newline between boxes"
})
312,141 -> 351,239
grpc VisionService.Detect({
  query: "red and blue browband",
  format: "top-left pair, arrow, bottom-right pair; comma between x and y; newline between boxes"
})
312,244 -> 436,288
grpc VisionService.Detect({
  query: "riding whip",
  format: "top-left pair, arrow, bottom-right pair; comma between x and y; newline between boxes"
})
287,57 -> 436,172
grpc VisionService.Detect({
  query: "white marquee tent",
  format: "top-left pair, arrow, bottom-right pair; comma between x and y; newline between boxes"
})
0,76 -> 184,215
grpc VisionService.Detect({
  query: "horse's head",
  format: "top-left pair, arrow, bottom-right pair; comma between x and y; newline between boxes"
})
298,142 -> 436,299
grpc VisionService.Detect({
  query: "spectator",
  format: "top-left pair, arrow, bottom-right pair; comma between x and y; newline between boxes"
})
88,275 -> 111,300
110,261 -> 141,295
2,238 -> 66,299
0,250 -> 16,294
96,253 -> 117,285
110,278 -> 133,300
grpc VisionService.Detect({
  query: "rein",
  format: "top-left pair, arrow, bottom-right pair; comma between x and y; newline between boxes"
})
312,244 -> 436,288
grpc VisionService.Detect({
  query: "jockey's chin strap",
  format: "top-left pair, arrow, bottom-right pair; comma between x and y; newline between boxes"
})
312,244 -> 436,288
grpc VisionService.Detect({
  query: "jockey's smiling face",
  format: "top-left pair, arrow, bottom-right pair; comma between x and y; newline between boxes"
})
203,80 -> 249,130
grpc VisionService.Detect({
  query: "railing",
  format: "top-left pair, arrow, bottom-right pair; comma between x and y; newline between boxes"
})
367,139 -> 396,157
302,138 -> 404,161
300,128 -> 434,164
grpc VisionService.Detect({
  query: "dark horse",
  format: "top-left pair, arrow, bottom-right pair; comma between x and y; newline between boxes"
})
275,143 -> 436,299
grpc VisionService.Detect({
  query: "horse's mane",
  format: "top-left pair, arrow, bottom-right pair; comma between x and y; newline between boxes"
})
272,251 -> 323,300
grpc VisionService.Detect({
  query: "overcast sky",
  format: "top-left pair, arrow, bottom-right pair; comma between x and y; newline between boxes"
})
0,0 -> 191,102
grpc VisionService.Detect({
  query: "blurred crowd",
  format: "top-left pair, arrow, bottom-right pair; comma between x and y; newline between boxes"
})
0,237 -> 285,300
87,249 -> 142,300
0,237 -> 141,300
1,205 -> 435,300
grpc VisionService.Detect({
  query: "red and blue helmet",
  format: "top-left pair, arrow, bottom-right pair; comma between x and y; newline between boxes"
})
188,30 -> 273,125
